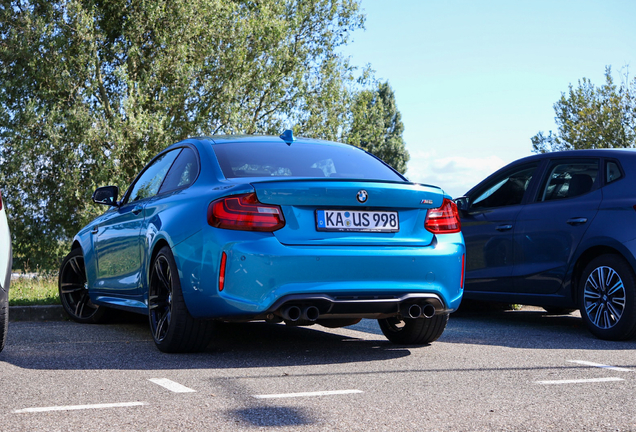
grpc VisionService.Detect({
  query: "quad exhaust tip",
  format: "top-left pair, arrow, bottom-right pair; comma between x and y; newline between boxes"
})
302,306 -> 320,322
281,305 -> 320,322
282,305 -> 302,322
405,303 -> 436,319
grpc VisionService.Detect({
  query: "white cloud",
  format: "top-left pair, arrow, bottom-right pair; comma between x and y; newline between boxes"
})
404,151 -> 507,198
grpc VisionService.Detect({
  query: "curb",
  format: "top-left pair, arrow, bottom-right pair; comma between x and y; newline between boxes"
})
9,305 -> 67,322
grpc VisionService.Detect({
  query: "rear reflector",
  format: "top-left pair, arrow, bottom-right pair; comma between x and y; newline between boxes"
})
425,198 -> 461,234
461,254 -> 465,289
219,252 -> 227,291
208,193 -> 285,231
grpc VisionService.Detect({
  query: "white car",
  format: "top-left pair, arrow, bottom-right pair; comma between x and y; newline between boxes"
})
0,189 -> 11,352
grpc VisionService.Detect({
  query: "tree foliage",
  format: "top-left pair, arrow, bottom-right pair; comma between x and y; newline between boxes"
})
532,67 -> 636,153
347,81 -> 409,173
0,0 -> 409,269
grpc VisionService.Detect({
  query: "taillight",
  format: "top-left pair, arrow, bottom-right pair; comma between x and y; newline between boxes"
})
425,198 -> 461,234
208,193 -> 285,231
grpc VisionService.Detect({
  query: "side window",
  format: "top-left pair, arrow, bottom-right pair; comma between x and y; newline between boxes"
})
126,150 -> 181,204
471,165 -> 538,210
159,147 -> 199,193
540,159 -> 599,201
606,161 -> 623,184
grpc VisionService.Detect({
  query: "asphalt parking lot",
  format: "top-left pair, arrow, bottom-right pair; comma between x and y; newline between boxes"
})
1,307 -> 636,431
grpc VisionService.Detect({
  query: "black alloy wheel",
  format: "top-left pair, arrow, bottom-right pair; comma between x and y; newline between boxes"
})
148,253 -> 173,344
59,248 -> 107,323
579,254 -> 636,340
148,246 -> 215,353
378,313 -> 449,345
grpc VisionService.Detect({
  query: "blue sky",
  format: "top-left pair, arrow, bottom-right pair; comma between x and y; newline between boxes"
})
341,0 -> 636,197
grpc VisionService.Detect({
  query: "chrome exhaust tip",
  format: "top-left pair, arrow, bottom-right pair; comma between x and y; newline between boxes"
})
302,306 -> 320,322
281,305 -> 302,322
421,303 -> 436,319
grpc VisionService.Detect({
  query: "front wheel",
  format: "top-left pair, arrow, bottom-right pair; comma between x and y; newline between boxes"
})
579,254 -> 636,340
59,248 -> 107,323
378,314 -> 449,345
148,246 -> 215,353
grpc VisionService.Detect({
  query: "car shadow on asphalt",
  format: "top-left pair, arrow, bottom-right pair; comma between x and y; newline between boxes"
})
441,305 -> 636,351
0,317 -> 411,371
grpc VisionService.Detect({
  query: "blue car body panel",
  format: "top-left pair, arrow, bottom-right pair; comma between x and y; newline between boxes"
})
73,136 -> 465,321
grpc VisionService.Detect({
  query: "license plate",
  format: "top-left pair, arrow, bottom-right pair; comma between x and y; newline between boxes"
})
316,210 -> 399,232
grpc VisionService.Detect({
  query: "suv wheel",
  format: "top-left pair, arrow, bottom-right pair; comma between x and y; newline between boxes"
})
579,254 -> 636,340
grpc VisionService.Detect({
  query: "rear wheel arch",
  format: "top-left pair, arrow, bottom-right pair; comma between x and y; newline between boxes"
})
571,246 -> 627,304
149,239 -> 171,270
146,238 -> 172,294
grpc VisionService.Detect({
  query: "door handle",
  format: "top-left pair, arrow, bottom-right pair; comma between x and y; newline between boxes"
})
567,217 -> 588,226
496,224 -> 513,231
91,226 -> 98,234
132,205 -> 143,215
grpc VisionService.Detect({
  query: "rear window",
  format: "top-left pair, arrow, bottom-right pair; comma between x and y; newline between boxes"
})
212,141 -> 404,181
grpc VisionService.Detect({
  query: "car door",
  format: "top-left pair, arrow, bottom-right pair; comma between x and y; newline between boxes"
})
513,158 -> 601,294
91,149 -> 181,294
460,162 -> 540,292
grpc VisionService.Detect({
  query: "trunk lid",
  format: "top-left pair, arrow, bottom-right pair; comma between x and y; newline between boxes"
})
251,179 -> 444,246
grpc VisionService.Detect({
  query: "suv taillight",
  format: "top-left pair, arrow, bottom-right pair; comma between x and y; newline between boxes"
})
208,193 -> 285,232
425,198 -> 461,234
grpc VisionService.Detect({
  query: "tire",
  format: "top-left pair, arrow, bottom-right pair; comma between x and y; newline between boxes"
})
148,246 -> 215,353
59,248 -> 107,323
543,307 -> 576,315
378,314 -> 449,345
0,293 -> 7,352
579,254 -> 636,341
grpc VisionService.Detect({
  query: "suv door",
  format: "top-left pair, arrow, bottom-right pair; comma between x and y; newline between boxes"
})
513,158 -> 601,294
461,163 -> 540,292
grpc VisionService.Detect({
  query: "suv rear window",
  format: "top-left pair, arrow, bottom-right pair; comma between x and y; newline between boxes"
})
212,141 -> 404,181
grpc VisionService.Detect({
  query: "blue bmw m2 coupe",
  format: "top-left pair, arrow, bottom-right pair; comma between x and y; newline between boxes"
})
59,133 -> 465,352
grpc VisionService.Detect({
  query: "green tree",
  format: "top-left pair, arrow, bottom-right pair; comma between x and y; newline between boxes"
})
346,81 -> 409,173
532,67 -> 636,153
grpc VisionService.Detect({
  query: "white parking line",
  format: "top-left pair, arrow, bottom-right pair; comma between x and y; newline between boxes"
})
568,360 -> 633,372
149,378 -> 196,393
14,402 -> 147,414
253,389 -> 363,399
536,377 -> 624,385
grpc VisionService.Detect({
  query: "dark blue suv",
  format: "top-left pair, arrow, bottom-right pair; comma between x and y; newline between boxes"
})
457,150 -> 636,340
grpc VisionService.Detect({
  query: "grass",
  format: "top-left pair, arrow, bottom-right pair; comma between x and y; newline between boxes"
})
9,274 -> 60,306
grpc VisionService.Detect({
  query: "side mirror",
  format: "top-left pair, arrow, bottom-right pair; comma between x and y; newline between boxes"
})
92,186 -> 120,207
454,196 -> 470,213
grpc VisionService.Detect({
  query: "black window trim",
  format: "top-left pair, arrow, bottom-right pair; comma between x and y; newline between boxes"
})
603,157 -> 625,186
157,146 -> 201,195
121,144 -> 201,205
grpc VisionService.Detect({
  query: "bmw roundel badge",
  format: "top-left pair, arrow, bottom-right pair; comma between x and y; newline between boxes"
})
356,190 -> 368,203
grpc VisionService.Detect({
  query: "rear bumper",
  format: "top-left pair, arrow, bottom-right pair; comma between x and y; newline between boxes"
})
174,231 -> 465,320
263,292 -> 447,319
